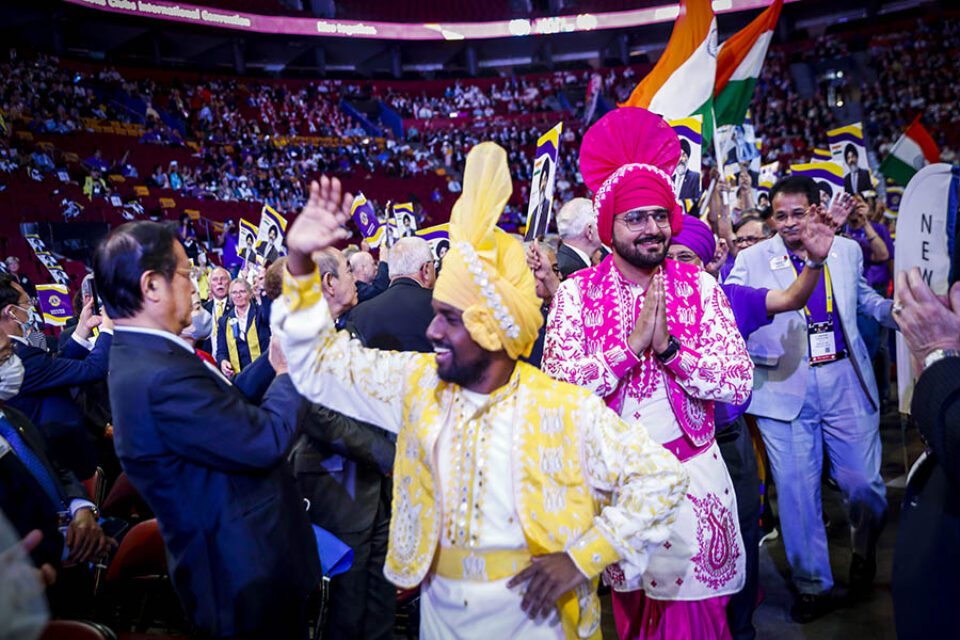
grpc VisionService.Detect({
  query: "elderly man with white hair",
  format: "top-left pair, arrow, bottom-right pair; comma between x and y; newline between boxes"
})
555,197 -> 603,278
350,236 -> 436,353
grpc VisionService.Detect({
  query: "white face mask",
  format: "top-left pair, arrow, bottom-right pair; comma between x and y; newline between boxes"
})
12,305 -> 41,337
0,354 -> 25,401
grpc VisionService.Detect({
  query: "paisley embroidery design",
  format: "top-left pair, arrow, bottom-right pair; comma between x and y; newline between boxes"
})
687,492 -> 740,590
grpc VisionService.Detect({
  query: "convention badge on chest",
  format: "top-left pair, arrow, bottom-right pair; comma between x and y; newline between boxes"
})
808,319 -> 837,364
769,255 -> 791,270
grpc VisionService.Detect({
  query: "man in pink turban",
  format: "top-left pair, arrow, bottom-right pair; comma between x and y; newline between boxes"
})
542,107 -> 755,640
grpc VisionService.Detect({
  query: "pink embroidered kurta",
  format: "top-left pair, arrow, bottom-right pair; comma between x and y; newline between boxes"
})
542,256 -> 754,600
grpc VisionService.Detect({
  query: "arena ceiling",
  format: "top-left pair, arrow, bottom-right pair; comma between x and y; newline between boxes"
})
1,0 -> 939,78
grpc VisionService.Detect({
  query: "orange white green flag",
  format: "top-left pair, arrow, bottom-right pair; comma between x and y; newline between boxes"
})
714,0 -> 783,128
622,0 -> 718,144
878,116 -> 940,186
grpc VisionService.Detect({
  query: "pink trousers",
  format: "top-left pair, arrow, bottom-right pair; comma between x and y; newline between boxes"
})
611,590 -> 732,640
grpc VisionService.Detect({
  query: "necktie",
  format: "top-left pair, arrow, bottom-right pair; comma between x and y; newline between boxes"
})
0,416 -> 64,511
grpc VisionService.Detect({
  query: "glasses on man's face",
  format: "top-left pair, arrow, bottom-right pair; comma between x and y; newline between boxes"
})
174,267 -> 193,279
616,209 -> 671,231
735,235 -> 768,247
669,251 -> 699,264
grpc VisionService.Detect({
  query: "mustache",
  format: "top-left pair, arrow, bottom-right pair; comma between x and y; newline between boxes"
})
634,234 -> 666,245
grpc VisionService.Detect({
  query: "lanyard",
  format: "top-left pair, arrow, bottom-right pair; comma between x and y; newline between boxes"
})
789,260 -> 833,318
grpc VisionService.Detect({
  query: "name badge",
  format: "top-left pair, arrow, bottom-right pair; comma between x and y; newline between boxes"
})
0,435 -> 10,459
808,321 -> 837,364
770,255 -> 791,270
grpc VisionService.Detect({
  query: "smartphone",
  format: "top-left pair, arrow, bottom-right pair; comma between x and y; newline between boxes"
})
89,278 -> 101,316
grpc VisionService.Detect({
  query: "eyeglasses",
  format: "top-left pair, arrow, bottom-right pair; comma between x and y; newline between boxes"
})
616,209 -> 671,231
669,251 -> 699,264
175,267 -> 193,279
734,235 -> 769,246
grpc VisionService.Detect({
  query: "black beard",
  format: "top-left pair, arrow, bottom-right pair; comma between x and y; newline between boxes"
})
435,347 -> 492,388
612,226 -> 669,269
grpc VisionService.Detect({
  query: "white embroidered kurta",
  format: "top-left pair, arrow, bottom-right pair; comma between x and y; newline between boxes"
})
543,272 -> 751,600
272,288 -> 690,638
425,389 -> 561,639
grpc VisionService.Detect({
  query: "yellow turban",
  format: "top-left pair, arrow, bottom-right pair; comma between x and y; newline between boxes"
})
433,142 -> 543,360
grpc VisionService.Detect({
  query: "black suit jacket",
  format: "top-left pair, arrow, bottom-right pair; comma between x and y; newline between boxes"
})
677,169 -> 701,200
893,357 -> 960,639
843,168 -> 872,195
107,329 -> 318,637
0,406 -> 87,567
557,243 -> 591,279
7,332 -> 112,478
290,405 -> 395,536
356,261 -> 390,303
350,277 -> 435,353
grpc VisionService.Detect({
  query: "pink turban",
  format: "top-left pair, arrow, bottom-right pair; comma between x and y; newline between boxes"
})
579,107 -> 684,245
671,215 -> 716,265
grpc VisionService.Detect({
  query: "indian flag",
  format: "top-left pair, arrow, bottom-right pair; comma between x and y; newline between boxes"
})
878,117 -> 940,185
622,0 -> 718,143
714,0 -> 782,128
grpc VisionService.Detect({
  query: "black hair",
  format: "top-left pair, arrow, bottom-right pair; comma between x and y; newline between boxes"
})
816,181 -> 833,196
769,175 -> 818,210
844,143 -> 858,161
93,221 -> 179,319
680,139 -> 691,156
0,273 -> 21,311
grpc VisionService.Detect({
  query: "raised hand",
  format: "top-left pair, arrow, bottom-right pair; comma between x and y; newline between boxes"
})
287,177 -> 353,275
705,238 -> 729,278
526,240 -> 560,300
825,191 -> 855,229
800,205 -> 836,264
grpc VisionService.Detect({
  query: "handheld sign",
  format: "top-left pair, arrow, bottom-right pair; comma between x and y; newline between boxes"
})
894,164 -> 959,412
524,123 -> 563,242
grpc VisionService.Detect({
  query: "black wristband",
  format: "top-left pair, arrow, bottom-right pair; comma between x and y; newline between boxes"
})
655,335 -> 681,363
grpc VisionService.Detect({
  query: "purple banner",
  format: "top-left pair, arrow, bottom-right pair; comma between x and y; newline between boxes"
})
37,285 -> 74,327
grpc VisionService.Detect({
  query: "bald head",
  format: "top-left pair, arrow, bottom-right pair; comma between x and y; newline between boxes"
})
348,251 -> 377,284
209,267 -> 231,300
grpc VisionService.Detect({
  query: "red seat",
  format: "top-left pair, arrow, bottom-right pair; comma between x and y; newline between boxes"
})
104,519 -> 167,583
40,620 -> 115,640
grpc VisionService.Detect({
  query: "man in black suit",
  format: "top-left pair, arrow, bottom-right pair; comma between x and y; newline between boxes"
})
554,197 -> 602,278
673,139 -> 701,201
0,328 -> 113,612
351,237 -> 436,353
891,267 -> 960,639
94,221 -> 318,639
842,143 -> 872,195
290,245 -> 397,639
0,275 -> 112,479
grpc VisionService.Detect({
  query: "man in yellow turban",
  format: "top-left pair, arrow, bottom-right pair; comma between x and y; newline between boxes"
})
272,143 -> 688,640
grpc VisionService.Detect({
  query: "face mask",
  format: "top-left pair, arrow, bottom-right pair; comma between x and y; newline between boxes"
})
0,354 -> 25,401
183,307 -> 213,341
12,305 -> 41,336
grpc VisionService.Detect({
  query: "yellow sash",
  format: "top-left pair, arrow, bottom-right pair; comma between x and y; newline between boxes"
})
225,310 -> 261,373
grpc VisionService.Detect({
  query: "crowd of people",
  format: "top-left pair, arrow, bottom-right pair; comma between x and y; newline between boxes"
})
3,10 -> 960,640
